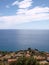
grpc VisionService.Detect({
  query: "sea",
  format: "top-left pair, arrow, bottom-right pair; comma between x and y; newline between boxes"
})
0,29 -> 49,52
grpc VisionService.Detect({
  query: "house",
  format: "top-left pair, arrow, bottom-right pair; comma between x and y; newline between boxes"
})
4,55 -> 11,59
15,52 -> 24,57
34,55 -> 45,61
27,51 -> 30,54
8,59 -> 17,63
25,53 -> 30,58
45,52 -> 49,62
46,52 -> 49,56
39,61 -> 48,64
10,52 -> 15,56
0,54 -> 2,58
46,57 -> 49,62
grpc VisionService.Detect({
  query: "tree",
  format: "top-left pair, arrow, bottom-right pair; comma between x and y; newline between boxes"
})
9,56 -> 40,65
16,57 -> 26,65
16,56 -> 40,65
26,57 -> 40,65
9,62 -> 16,65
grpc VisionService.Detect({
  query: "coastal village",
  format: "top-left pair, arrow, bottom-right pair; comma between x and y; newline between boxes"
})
0,48 -> 49,65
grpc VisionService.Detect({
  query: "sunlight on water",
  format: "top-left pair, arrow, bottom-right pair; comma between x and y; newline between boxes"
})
0,30 -> 49,51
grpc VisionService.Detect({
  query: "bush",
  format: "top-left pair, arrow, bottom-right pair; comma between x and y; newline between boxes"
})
9,56 -> 40,65
16,57 -> 26,65
25,57 -> 40,65
9,62 -> 16,65
16,57 -> 40,65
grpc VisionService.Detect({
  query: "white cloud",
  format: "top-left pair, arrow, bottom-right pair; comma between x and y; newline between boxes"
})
16,9 -> 27,14
19,0 -> 32,8
32,7 -> 49,13
0,6 -> 49,29
16,6 -> 49,15
12,1 -> 19,6
0,0 -> 49,29
12,0 -> 32,8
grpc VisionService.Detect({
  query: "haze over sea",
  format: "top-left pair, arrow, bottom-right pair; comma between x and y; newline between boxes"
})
0,30 -> 49,52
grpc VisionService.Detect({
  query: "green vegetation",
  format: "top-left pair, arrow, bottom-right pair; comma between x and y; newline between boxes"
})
0,48 -> 49,65
9,57 -> 49,65
9,57 -> 40,65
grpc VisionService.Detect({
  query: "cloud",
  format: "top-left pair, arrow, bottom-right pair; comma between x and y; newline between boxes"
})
18,0 -> 32,8
16,6 -> 49,21
0,6 -> 49,29
12,1 -> 19,6
12,0 -> 32,8
16,6 -> 49,15
0,0 -> 49,29
16,9 -> 27,14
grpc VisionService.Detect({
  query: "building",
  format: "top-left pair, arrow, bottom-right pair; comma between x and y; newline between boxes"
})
39,61 -> 48,64
8,59 -> 17,63
34,55 -> 45,61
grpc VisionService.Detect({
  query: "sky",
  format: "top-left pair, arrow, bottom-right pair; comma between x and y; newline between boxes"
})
0,0 -> 49,29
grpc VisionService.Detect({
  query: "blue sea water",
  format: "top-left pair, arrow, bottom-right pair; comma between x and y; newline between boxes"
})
0,29 -> 49,52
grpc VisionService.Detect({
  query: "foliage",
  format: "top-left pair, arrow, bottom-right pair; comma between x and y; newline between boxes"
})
16,56 -> 40,65
16,57 -> 26,65
9,56 -> 40,65
9,62 -> 16,65
25,57 -> 40,65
